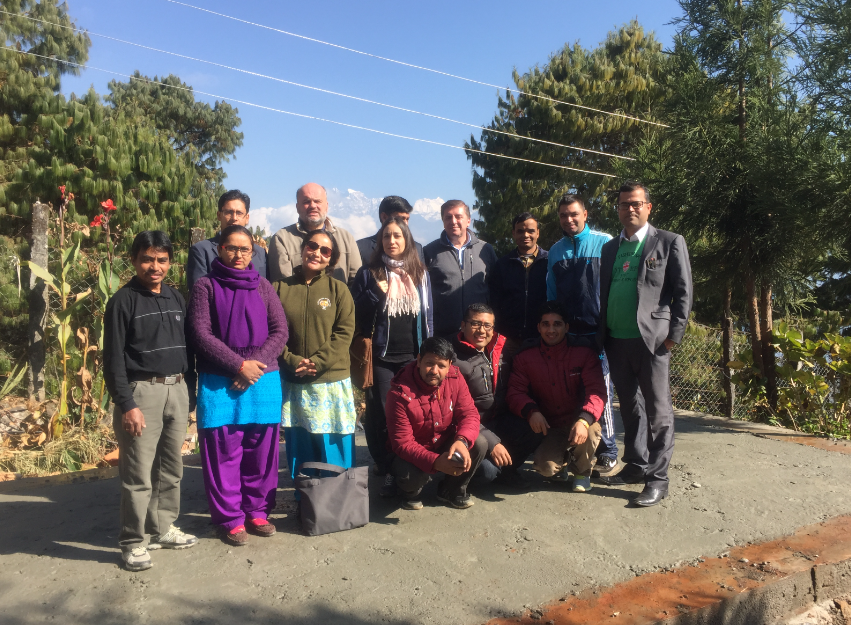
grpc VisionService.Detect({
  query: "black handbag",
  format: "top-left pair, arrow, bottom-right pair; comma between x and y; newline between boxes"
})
295,462 -> 369,536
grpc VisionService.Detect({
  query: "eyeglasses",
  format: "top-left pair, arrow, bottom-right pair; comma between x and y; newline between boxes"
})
466,321 -> 494,331
305,240 -> 333,258
222,245 -> 252,256
616,201 -> 648,211
220,210 -> 246,218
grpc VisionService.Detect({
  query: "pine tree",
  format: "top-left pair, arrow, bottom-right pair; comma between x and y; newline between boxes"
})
465,21 -> 669,251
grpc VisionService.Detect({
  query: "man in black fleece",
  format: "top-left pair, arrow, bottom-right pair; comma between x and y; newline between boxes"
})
104,231 -> 197,572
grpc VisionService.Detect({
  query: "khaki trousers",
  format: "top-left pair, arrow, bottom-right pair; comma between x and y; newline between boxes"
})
113,380 -> 189,551
532,421 -> 602,477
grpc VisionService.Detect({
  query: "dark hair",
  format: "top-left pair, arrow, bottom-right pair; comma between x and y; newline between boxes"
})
131,230 -> 173,261
511,212 -> 539,229
301,229 -> 341,270
368,216 -> 425,285
618,181 -> 650,203
440,199 -> 470,219
419,336 -> 456,361
557,194 -> 585,210
218,189 -> 250,213
219,225 -> 254,247
378,195 -> 413,217
538,300 -> 567,324
464,302 -> 494,321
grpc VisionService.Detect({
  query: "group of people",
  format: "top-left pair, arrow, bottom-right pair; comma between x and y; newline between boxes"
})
103,180 -> 692,572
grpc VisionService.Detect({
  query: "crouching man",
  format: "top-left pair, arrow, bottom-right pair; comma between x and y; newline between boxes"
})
385,337 -> 488,510
104,231 -> 198,571
502,301 -> 607,492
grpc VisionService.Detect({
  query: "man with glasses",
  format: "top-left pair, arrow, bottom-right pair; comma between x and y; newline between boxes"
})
597,181 -> 692,507
546,195 -> 619,476
187,190 -> 267,291
268,182 -> 361,284
452,304 -> 516,485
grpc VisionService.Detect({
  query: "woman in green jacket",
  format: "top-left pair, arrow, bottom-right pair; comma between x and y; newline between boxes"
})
275,230 -> 357,484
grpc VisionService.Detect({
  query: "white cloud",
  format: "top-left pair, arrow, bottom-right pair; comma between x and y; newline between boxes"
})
412,197 -> 444,222
251,188 -> 447,243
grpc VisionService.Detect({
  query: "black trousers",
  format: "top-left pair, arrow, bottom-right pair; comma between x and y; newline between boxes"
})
392,435 -> 488,499
488,413 -> 545,472
363,358 -> 412,474
605,337 -> 675,489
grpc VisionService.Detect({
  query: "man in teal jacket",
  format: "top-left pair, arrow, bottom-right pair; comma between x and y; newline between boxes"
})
546,194 -> 618,474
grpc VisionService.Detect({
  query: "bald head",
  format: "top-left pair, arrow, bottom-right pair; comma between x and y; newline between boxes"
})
296,183 -> 328,228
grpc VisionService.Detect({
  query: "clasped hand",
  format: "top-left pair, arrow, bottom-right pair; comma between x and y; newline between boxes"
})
231,360 -> 267,391
294,358 -> 318,378
433,440 -> 471,475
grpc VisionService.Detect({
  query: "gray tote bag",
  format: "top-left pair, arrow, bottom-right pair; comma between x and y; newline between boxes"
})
295,462 -> 369,536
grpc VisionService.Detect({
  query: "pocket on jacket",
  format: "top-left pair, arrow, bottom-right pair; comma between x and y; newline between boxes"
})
650,310 -> 671,320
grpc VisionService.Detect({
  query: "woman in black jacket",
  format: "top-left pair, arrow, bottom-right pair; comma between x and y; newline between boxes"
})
350,217 -> 433,497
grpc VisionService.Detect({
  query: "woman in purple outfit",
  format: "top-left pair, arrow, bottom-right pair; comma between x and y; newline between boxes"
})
188,224 -> 288,547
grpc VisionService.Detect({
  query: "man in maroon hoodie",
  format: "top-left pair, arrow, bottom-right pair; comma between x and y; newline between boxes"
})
386,337 -> 488,510
503,301 -> 607,492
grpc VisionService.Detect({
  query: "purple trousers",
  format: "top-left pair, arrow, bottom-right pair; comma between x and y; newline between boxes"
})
199,423 -> 280,531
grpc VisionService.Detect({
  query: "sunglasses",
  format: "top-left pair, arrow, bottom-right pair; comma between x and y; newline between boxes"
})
305,240 -> 333,258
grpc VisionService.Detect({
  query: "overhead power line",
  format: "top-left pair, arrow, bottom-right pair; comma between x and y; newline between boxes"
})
1,47 -> 617,178
163,0 -> 669,128
0,9 -> 632,161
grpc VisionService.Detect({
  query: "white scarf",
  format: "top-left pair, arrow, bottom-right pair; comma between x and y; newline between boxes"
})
383,255 -> 421,317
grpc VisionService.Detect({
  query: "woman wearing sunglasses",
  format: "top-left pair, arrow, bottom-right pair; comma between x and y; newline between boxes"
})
275,230 -> 357,494
350,216 -> 433,497
188,224 -> 289,546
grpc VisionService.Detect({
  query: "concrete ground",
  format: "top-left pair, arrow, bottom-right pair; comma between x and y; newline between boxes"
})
2,412 -> 851,625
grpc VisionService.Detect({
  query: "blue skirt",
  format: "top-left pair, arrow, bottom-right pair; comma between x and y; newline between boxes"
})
197,370 -> 283,430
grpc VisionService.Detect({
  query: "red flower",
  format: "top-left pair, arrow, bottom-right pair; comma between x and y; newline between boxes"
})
59,185 -> 66,198
100,199 -> 117,212
90,214 -> 103,228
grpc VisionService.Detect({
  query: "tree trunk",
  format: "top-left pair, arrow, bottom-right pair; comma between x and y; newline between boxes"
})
760,281 -> 777,411
27,201 -> 49,403
746,274 -> 763,374
722,283 -> 735,419
190,227 -> 205,246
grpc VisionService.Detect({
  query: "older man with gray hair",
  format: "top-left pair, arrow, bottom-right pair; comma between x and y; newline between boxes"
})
268,183 -> 361,284
424,200 -> 498,339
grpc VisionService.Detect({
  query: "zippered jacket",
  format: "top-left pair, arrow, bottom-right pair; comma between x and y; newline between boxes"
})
385,361 -> 481,473
547,225 -> 612,335
349,266 -> 433,357
423,231 -> 498,338
275,267 -> 355,385
489,247 -> 549,342
506,338 -> 606,429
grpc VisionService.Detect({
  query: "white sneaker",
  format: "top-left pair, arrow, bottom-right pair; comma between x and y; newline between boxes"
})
572,475 -> 592,492
122,547 -> 152,571
148,525 -> 198,550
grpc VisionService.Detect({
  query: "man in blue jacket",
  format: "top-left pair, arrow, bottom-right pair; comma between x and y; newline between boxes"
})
546,194 -> 618,475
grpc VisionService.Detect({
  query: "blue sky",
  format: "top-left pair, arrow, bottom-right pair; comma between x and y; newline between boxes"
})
60,0 -> 682,243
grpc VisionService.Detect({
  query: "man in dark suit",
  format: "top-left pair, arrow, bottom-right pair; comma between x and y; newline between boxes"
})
187,190 -> 267,291
357,195 -> 424,266
597,181 -> 692,507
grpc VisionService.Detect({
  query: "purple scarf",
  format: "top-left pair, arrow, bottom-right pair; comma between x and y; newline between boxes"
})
209,258 -> 269,350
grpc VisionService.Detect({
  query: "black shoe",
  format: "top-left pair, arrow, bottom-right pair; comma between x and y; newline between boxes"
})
436,489 -> 474,509
598,473 -> 644,486
632,485 -> 668,507
592,457 -> 618,477
380,474 -> 397,498
493,468 -> 531,490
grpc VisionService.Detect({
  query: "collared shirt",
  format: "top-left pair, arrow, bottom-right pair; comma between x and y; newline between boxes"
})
517,245 -> 539,270
441,230 -> 473,269
619,221 -> 650,244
